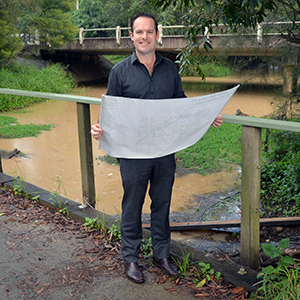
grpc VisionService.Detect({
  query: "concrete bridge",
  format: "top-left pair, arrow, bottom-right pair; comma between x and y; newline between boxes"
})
40,23 -> 299,84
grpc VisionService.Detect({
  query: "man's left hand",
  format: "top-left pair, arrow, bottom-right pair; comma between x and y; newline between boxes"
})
211,114 -> 223,128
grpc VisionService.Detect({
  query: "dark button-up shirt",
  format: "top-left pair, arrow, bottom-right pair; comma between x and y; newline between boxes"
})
106,51 -> 186,99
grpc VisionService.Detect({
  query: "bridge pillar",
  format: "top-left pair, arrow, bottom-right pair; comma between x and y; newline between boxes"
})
282,46 -> 299,94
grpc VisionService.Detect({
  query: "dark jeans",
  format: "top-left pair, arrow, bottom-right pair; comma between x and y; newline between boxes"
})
119,154 -> 176,263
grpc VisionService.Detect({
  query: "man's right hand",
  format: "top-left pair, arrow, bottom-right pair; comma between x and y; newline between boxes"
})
91,124 -> 103,140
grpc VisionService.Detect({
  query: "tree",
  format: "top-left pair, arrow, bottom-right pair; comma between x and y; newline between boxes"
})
73,0 -> 187,38
18,0 -> 78,49
0,1 -> 23,66
264,0 -> 300,45
72,0 -> 107,37
150,0 -> 276,78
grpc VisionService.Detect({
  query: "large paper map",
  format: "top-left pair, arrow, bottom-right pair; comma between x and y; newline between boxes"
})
99,85 -> 239,158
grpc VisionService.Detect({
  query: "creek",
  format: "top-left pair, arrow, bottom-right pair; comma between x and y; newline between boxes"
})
1,74 -> 280,239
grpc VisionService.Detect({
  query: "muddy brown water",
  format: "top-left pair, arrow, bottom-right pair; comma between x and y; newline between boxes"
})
1,75 -> 277,224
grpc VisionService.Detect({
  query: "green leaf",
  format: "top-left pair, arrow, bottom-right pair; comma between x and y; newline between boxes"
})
261,265 -> 276,275
281,256 -> 295,266
250,0 -> 256,12
278,238 -> 290,250
205,2 -> 211,15
262,243 -> 282,259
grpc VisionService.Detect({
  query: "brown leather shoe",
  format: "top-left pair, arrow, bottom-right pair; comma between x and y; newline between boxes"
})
124,262 -> 144,283
153,256 -> 178,277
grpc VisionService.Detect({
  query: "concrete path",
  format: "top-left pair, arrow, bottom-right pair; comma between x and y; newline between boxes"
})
0,203 -> 196,300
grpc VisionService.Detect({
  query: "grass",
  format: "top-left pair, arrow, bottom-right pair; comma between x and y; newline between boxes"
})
176,122 -> 243,175
0,61 -> 74,138
0,115 -> 54,138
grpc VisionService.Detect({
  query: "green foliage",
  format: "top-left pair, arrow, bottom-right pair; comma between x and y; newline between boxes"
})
0,122 -> 53,138
0,0 -> 77,65
96,154 -> 119,166
108,224 -> 121,241
104,55 -> 130,65
151,0 -> 276,78
253,238 -> 300,300
0,62 -> 76,112
181,60 -> 233,77
0,114 -> 53,138
260,128 -> 300,217
17,0 -> 77,49
174,244 -> 192,276
140,238 -> 152,258
73,0 -> 187,39
13,178 -> 23,196
176,123 -> 242,175
84,217 -> 101,230
0,7 -> 23,66
197,262 -> 221,282
72,0 -> 107,37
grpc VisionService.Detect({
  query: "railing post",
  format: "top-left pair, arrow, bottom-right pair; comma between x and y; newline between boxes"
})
158,24 -> 163,46
79,28 -> 84,45
76,102 -> 96,207
257,23 -> 263,43
116,26 -> 121,46
0,154 -> 2,173
240,125 -> 261,269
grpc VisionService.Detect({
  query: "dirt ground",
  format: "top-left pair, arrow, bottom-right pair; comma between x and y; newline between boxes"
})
0,187 -> 252,300
1,182 -> 300,299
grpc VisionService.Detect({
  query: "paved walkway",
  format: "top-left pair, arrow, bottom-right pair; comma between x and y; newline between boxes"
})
0,173 -> 258,299
0,195 -> 195,300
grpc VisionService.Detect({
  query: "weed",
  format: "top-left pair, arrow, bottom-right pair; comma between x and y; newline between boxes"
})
58,201 -> 69,215
0,121 -> 54,138
196,262 -> 222,282
174,244 -> 192,277
47,176 -> 69,214
95,154 -> 119,166
31,195 -> 40,203
232,232 -> 240,239
252,238 -> 300,299
12,179 -> 23,196
108,224 -> 121,242
140,238 -> 152,258
84,217 -> 100,230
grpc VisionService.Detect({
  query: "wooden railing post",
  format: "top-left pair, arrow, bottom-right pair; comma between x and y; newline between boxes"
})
76,102 -> 96,207
240,125 -> 261,269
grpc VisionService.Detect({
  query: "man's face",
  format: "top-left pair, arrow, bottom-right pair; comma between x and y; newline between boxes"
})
130,17 -> 159,56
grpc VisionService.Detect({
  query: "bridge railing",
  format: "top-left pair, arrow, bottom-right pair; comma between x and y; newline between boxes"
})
79,21 -> 300,45
1,87 -> 300,270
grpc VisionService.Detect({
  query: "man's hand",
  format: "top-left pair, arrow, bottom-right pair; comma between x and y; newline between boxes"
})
91,124 -> 103,140
211,114 -> 223,128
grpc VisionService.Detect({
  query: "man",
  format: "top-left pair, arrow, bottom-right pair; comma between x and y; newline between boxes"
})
91,12 -> 223,284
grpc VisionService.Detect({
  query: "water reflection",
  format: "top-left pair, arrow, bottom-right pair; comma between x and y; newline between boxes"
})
1,75 -> 277,216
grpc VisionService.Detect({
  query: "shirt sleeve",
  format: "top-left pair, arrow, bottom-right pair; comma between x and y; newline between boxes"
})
174,71 -> 186,98
106,67 -> 123,96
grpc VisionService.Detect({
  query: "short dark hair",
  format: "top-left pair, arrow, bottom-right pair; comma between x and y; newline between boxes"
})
131,12 -> 158,33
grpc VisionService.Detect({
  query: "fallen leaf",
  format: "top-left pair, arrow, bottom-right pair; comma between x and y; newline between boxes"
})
35,288 -> 44,294
195,278 -> 206,288
232,287 -> 245,294
194,293 -> 211,298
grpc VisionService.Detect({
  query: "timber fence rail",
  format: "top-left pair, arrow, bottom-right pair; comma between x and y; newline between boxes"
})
1,87 -> 300,270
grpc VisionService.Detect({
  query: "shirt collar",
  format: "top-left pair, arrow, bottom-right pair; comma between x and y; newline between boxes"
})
131,50 -> 163,65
